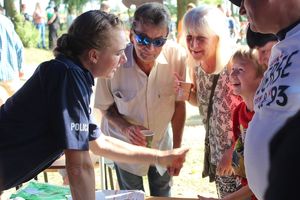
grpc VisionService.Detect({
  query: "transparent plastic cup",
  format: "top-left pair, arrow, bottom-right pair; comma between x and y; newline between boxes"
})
140,130 -> 154,148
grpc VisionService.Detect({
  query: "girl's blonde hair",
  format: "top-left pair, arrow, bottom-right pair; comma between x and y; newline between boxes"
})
183,6 -> 235,74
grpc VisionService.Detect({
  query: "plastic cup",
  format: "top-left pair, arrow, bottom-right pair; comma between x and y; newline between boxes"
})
140,130 -> 154,148
176,81 -> 192,101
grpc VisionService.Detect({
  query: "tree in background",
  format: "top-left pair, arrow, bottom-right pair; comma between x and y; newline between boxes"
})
177,0 -> 223,27
14,12 -> 39,47
3,0 -> 15,17
177,0 -> 199,27
202,0 -> 223,5
62,0 -> 89,12
3,0 -> 38,48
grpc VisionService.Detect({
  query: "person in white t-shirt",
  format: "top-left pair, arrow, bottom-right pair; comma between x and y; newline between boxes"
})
229,0 -> 300,199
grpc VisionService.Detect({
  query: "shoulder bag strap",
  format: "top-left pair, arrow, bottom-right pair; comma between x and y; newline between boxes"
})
203,73 -> 220,181
207,74 -> 220,125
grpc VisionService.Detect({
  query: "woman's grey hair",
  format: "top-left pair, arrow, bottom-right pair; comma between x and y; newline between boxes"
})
54,10 -> 122,59
132,2 -> 170,32
183,6 -> 235,73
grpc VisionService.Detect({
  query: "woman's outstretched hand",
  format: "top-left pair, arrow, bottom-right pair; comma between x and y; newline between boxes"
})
158,147 -> 189,169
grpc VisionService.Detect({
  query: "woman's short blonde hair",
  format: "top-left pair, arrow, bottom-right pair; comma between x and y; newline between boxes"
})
183,5 -> 235,73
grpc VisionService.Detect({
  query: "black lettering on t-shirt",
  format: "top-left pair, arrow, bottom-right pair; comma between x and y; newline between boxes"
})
256,49 -> 298,109
269,55 -> 286,86
266,85 -> 289,107
282,50 -> 299,78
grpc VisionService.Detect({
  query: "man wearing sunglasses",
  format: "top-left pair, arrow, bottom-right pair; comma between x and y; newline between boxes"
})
94,2 -> 187,197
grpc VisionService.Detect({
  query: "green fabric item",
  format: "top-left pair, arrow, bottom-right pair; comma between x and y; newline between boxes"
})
10,181 -> 70,200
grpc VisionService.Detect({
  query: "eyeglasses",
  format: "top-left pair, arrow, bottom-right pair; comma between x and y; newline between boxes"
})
133,29 -> 167,47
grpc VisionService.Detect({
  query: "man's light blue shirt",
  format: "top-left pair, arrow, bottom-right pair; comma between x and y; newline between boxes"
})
0,14 -> 24,81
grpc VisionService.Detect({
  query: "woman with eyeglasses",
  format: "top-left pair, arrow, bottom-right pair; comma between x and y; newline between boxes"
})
94,2 -> 187,197
174,6 -> 242,198
0,10 -> 189,199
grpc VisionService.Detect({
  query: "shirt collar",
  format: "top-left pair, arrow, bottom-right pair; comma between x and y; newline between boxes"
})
156,49 -> 168,65
56,55 -> 95,86
276,19 -> 300,41
123,43 -> 134,68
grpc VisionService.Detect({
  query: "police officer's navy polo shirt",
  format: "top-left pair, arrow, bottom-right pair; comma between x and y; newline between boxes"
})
0,55 -> 100,190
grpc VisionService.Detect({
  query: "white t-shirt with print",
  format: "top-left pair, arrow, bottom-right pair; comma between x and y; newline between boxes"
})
245,24 -> 300,200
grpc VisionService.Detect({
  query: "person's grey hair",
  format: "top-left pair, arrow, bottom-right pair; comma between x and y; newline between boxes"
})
132,2 -> 170,32
183,6 -> 235,73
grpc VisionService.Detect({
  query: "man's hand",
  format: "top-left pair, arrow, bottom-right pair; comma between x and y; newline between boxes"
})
167,166 -> 182,176
122,125 -> 147,147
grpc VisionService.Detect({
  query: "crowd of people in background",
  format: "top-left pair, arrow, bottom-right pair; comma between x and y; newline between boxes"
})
2,0 -> 300,200
4,1 -> 63,50
3,0 -> 249,51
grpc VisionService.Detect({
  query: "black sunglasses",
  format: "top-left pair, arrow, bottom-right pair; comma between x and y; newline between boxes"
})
133,29 -> 167,47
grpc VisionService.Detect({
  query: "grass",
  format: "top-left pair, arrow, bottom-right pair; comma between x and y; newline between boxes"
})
22,48 -> 54,80
1,48 -> 218,199
185,114 -> 204,126
24,48 -> 54,65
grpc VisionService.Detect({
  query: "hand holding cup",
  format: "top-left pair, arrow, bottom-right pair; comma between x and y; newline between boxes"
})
173,72 -> 192,101
176,81 -> 192,101
140,130 -> 154,148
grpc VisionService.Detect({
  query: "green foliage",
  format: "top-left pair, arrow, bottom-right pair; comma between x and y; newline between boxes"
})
63,0 -> 89,12
4,0 -> 15,18
4,0 -> 39,48
164,0 -> 177,18
202,0 -> 223,5
53,0 -> 62,6
14,14 -> 39,48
